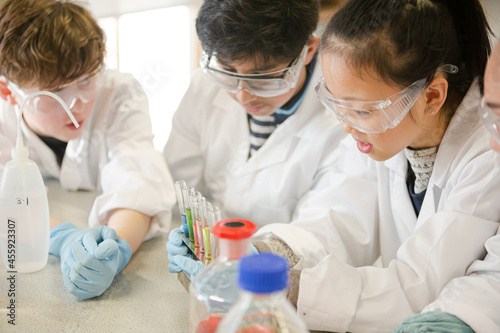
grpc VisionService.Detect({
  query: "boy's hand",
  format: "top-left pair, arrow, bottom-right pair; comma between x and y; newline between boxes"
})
50,223 -> 132,300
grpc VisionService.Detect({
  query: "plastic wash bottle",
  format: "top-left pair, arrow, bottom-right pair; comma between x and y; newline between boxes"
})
0,89 -> 79,273
0,144 -> 50,273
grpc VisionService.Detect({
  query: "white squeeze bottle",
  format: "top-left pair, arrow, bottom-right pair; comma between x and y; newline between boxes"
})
0,143 -> 50,273
216,253 -> 309,333
0,89 -> 79,273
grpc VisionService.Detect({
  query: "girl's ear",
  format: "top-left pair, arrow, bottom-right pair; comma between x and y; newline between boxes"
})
0,81 -> 16,105
424,77 -> 448,115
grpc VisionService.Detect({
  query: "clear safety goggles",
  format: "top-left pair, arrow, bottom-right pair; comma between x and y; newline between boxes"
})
315,64 -> 459,134
478,96 -> 500,145
200,45 -> 309,97
6,69 -> 106,116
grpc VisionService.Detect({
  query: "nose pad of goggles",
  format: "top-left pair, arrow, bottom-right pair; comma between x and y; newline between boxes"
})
67,95 -> 91,112
234,81 -> 257,96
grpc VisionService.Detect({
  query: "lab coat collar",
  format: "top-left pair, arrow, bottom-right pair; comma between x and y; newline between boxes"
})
385,80 -> 483,232
429,79 -> 482,189
384,151 -> 418,237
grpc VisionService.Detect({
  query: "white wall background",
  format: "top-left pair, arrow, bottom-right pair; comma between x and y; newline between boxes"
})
85,0 -> 201,17
481,0 -> 500,45
84,0 -> 202,151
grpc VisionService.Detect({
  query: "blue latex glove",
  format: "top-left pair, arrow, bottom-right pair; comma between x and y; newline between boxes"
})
393,311 -> 474,333
49,222 -> 114,258
170,255 -> 206,280
166,224 -> 190,273
50,223 -> 132,300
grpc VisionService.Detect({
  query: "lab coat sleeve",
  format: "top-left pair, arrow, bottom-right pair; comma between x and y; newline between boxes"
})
298,211 -> 498,333
88,76 -> 176,240
418,153 -> 500,332
255,136 -> 380,269
301,149 -> 500,332
422,228 -> 500,333
163,70 -> 207,194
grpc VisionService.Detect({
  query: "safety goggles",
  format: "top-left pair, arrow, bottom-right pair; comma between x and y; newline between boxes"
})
315,64 -> 459,134
7,69 -> 106,116
478,96 -> 500,145
200,45 -> 309,97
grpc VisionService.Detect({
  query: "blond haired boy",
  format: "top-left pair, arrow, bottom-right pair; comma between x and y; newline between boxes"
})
0,0 -> 175,299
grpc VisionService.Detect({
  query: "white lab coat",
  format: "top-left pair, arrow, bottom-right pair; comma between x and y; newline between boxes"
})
0,70 -> 175,239
255,80 -> 500,332
423,225 -> 500,333
164,67 -> 346,227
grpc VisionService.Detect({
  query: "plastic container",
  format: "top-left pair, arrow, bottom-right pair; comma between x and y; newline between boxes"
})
0,146 -> 50,273
216,253 -> 309,333
189,219 -> 257,333
0,88 -> 76,274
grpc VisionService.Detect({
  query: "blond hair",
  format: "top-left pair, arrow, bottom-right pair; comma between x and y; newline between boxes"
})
0,0 -> 105,89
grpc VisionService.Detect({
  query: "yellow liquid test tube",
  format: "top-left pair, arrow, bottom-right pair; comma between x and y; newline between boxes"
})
190,191 -> 202,257
196,197 -> 207,255
202,227 -> 211,259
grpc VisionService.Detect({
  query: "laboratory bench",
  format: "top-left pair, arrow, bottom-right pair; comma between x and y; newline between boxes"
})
0,178 -> 189,332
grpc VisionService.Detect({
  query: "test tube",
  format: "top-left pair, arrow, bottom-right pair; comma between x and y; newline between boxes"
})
194,196 -> 206,255
198,197 -> 208,257
190,191 -> 202,254
186,186 -> 196,245
174,180 -> 189,235
202,201 -> 212,263
180,183 -> 190,237
208,205 -> 221,260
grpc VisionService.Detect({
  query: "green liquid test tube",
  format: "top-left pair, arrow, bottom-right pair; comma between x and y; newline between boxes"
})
186,207 -> 195,243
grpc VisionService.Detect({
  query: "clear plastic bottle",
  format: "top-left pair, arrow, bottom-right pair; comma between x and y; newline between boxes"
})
216,253 -> 309,333
189,219 -> 257,333
0,145 -> 50,273
0,88 -> 77,273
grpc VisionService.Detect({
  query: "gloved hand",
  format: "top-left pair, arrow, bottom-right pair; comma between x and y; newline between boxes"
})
49,222 -> 115,258
170,255 -> 206,280
393,311 -> 474,333
166,224 -> 190,273
49,223 -> 132,300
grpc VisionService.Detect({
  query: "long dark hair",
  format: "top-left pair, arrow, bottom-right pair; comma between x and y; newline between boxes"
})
322,0 -> 492,122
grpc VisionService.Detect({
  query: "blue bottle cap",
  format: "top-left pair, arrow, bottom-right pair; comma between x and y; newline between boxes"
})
238,253 -> 288,293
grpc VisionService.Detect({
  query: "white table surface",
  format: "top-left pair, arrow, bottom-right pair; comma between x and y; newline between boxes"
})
0,178 -> 189,332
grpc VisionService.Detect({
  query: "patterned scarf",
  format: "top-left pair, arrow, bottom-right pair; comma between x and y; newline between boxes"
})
404,146 -> 439,194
